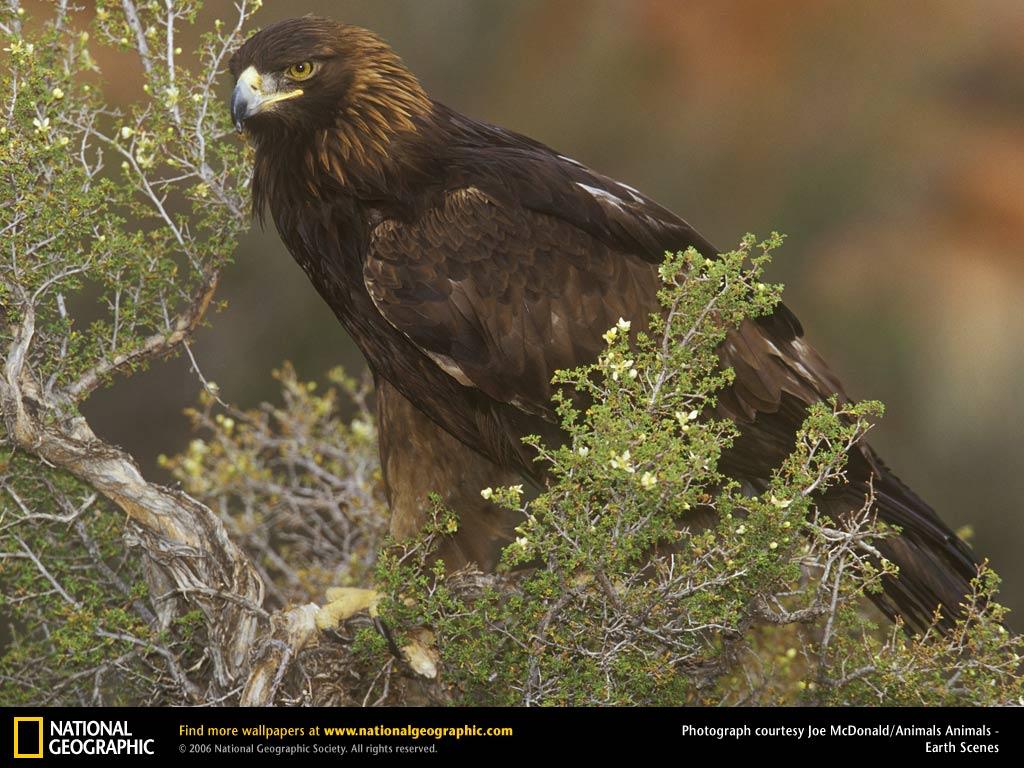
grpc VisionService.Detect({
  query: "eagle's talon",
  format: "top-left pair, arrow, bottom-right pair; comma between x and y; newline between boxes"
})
401,629 -> 439,679
315,587 -> 381,630
316,589 -> 438,678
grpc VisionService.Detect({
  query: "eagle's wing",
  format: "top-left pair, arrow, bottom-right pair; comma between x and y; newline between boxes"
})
364,184 -> 842,446
364,186 -> 654,418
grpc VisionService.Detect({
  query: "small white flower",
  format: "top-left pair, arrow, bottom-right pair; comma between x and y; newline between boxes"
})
602,326 -> 617,344
51,87 -> 64,99
616,317 -> 631,332
577,446 -> 589,457
509,484 -> 524,498
768,541 -> 778,550
479,487 -> 493,500
770,495 -> 792,509
609,356 -> 634,381
609,450 -> 634,473
119,126 -> 134,139
640,471 -> 657,489
515,536 -> 529,548
735,525 -> 747,535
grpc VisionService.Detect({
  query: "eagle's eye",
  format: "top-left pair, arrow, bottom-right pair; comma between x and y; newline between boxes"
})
285,61 -> 316,82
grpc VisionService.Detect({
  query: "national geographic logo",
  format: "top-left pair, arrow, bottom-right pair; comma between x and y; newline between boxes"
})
12,717 -> 155,759
13,717 -> 43,759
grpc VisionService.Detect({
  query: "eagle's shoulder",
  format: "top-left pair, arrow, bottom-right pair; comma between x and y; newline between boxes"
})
368,186 -> 495,247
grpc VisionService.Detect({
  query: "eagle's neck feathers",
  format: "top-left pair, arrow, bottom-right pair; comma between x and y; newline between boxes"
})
311,44 -> 432,194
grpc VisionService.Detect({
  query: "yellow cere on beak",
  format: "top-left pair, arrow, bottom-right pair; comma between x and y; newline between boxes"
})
231,65 -> 305,131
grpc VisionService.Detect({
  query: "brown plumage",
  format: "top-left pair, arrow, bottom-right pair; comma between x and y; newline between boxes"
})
229,17 -> 981,631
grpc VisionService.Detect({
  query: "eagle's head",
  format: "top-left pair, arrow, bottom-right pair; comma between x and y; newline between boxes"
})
228,17 -> 430,144
229,17 -> 433,205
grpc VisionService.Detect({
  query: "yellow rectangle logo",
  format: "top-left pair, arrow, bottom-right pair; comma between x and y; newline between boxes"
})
13,717 -> 43,759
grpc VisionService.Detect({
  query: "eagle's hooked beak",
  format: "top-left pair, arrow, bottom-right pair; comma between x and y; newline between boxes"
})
231,65 -> 304,132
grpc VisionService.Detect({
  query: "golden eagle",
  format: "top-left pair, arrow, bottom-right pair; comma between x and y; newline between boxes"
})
229,17 -> 979,631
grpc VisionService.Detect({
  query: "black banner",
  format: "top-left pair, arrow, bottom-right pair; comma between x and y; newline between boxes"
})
1,706 -> 1018,762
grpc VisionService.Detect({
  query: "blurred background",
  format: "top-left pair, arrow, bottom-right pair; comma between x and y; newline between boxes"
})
77,1 -> 1024,623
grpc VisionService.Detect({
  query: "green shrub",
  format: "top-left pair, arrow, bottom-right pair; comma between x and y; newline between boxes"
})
356,238 -> 1023,706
